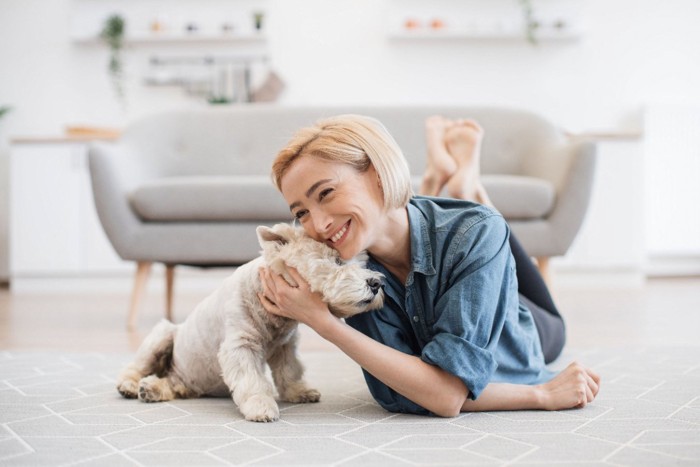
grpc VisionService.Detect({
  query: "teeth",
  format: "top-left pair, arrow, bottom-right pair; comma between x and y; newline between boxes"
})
330,223 -> 348,243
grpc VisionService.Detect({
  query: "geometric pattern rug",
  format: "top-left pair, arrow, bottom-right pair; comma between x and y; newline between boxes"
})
1,347 -> 699,466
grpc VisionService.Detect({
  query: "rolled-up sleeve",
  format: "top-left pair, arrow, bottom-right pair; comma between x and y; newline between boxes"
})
346,305 -> 431,415
420,215 -> 517,400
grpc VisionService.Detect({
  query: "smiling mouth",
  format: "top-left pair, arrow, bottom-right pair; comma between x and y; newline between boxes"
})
329,221 -> 350,244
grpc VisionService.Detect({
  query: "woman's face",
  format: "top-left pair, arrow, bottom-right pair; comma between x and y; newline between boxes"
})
280,156 -> 384,260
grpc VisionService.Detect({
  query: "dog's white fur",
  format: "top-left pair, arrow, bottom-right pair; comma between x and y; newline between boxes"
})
116,223 -> 384,422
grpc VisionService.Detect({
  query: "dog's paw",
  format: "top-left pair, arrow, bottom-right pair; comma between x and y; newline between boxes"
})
116,379 -> 139,399
283,387 -> 321,404
239,394 -> 280,422
138,375 -> 173,403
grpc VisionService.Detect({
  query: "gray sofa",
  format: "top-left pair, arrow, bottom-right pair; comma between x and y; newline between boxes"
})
88,105 -> 596,327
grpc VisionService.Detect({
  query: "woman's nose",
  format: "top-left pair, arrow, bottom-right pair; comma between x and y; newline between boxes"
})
312,211 -> 333,236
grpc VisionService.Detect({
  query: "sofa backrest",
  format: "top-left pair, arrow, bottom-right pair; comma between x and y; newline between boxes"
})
119,105 -> 565,178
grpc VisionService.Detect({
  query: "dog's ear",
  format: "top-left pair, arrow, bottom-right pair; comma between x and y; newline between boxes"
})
256,224 -> 292,247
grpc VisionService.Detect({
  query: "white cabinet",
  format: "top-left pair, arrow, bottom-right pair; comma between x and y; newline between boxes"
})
10,142 -> 129,276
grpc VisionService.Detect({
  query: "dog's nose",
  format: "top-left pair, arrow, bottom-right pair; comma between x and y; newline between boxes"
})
367,278 -> 382,295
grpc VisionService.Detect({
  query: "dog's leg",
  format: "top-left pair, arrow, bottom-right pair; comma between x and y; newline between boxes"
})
218,336 -> 279,422
268,335 -> 321,404
116,319 -> 176,399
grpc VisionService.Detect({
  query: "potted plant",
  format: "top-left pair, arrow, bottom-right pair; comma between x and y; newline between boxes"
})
253,11 -> 264,31
100,14 -> 126,104
518,0 -> 539,45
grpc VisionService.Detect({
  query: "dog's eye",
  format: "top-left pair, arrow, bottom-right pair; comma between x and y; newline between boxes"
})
335,257 -> 343,265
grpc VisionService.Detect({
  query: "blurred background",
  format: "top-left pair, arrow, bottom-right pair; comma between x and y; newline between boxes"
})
1,0 -> 699,292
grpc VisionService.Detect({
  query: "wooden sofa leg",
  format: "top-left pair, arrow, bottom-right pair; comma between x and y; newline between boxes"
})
127,261 -> 152,329
165,265 -> 175,322
536,257 -> 551,286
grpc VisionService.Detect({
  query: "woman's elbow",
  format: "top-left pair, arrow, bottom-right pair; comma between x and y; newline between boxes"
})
431,393 -> 466,418
434,405 -> 462,418
431,377 -> 469,417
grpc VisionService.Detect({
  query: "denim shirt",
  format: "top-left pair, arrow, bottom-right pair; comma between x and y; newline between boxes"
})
346,196 -> 554,415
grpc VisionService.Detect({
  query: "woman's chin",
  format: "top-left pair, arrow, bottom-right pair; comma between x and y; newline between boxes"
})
337,245 -> 360,261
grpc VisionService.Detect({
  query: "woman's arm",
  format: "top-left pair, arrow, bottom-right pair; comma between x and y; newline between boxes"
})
258,268 -> 600,416
463,361 -> 600,412
259,267 -> 467,416
316,312 -> 469,417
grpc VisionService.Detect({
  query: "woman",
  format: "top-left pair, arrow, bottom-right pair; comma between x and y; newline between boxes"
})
258,114 -> 600,417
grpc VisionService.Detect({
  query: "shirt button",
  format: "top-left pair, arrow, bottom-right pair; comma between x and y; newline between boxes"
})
413,315 -> 420,323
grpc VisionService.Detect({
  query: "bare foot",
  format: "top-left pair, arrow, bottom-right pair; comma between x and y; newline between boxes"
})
444,120 -> 493,206
420,116 -> 457,196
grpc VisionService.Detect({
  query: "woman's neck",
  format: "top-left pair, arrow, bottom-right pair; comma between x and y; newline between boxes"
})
368,206 -> 412,285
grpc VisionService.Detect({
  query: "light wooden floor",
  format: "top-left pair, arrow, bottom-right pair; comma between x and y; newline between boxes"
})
1,276 -> 699,353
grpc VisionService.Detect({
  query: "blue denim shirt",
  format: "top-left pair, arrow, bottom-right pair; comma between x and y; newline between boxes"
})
346,196 -> 554,415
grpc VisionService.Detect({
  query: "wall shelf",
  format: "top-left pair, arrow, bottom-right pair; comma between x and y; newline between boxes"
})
72,32 -> 267,45
388,28 -> 582,42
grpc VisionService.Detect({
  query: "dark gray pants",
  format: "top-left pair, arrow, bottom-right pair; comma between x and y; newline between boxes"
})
510,234 -> 566,364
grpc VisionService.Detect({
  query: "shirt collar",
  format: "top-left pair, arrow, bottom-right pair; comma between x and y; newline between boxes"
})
407,201 -> 436,278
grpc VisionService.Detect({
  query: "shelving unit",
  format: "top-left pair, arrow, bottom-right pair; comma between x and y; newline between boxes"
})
70,0 -> 272,104
388,28 -> 582,41
70,0 -> 269,46
71,32 -> 267,45
387,0 -> 585,44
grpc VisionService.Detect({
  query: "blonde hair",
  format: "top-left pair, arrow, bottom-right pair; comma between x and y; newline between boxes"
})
272,114 -> 413,209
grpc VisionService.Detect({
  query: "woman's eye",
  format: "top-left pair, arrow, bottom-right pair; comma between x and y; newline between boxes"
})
293,210 -> 308,220
319,188 -> 333,200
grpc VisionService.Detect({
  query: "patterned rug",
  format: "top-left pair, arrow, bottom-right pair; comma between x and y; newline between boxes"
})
1,347 -> 699,466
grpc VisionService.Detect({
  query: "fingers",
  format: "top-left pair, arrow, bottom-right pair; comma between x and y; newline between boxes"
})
258,268 -> 276,299
584,381 -> 594,405
257,292 -> 275,309
584,368 -> 600,398
258,268 -> 287,316
286,267 -> 309,290
588,367 -> 602,392
566,362 -> 600,406
257,267 -> 310,320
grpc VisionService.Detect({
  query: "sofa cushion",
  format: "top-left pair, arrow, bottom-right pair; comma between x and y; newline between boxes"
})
482,175 -> 555,219
131,174 -> 555,223
129,176 -> 292,222
411,174 -> 555,220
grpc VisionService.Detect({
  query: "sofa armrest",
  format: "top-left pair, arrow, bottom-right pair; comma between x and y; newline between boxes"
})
545,140 -> 597,254
87,142 -> 143,260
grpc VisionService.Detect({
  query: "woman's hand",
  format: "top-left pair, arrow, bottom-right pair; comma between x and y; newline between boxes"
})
536,362 -> 601,410
257,267 -> 337,332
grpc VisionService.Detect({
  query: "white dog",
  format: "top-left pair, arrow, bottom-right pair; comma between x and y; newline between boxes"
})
116,223 -> 384,422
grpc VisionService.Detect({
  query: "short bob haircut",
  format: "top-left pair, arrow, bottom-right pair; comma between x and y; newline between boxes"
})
271,114 -> 413,210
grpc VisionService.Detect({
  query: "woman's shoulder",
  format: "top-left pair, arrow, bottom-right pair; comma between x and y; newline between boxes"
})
409,196 -> 510,265
410,195 -> 504,231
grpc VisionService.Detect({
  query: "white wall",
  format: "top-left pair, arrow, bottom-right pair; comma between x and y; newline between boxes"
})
2,0 -> 699,135
1,0 -> 699,279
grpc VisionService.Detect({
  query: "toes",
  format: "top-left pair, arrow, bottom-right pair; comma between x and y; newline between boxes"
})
116,380 -> 138,399
426,115 -> 447,128
285,388 -> 321,403
138,384 -> 159,402
456,118 -> 484,132
240,394 -> 280,422
137,376 -> 171,402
